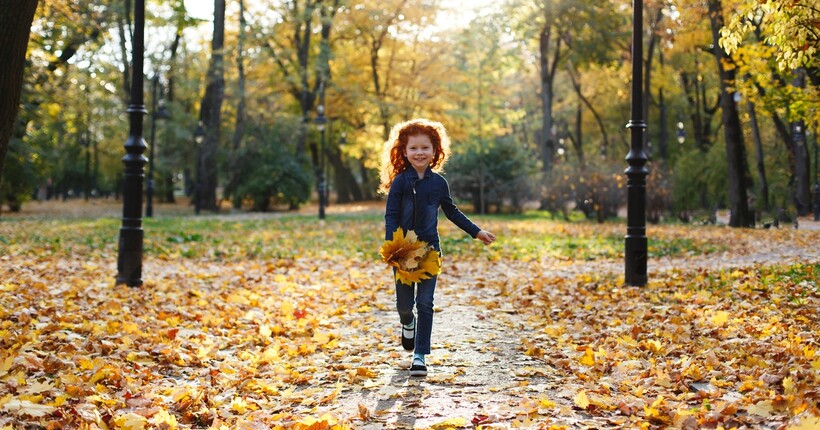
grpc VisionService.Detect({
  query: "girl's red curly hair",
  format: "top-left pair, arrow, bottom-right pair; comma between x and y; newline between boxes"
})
378,118 -> 452,194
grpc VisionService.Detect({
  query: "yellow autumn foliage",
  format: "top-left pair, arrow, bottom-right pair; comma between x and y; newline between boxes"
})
379,228 -> 441,284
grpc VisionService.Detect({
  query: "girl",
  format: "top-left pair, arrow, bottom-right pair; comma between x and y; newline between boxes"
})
379,118 -> 496,377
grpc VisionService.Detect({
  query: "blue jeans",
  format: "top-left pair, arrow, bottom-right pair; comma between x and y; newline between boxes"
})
395,274 -> 437,355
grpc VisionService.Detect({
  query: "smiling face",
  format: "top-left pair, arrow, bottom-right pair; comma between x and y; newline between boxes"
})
404,134 -> 436,176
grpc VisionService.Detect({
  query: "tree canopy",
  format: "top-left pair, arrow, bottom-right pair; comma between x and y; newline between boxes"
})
1,0 -> 817,222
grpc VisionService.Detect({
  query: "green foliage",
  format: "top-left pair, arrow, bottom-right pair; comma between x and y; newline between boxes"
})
227,118 -> 311,211
0,137 -> 37,211
671,145 -> 728,213
647,166 -> 672,224
446,135 -> 539,214
540,163 -> 626,222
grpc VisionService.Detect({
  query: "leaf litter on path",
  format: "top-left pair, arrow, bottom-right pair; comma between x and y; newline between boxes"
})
0,216 -> 818,429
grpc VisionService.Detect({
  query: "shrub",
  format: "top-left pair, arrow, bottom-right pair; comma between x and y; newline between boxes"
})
447,135 -> 538,214
227,119 -> 312,211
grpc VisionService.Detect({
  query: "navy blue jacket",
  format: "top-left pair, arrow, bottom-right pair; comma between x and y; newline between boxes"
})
385,167 -> 481,251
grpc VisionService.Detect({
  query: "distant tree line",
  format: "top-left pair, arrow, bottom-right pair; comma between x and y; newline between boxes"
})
0,0 -> 816,226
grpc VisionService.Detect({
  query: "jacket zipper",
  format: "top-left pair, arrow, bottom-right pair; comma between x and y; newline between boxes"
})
411,176 -> 417,230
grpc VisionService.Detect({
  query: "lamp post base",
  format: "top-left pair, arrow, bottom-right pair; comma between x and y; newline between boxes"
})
625,235 -> 647,286
116,226 -> 143,287
145,179 -> 154,217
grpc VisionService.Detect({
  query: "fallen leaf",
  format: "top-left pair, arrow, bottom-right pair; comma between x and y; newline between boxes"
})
574,390 -> 590,410
1,399 -> 56,418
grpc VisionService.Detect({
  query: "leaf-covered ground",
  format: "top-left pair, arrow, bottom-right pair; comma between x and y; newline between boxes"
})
1,203 -> 819,429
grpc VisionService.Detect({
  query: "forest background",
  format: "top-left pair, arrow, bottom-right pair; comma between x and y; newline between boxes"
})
0,0 -> 818,225
1,2 -> 819,428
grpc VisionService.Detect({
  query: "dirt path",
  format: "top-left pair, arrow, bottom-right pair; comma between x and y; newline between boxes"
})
324,298 -> 560,428
308,239 -> 819,429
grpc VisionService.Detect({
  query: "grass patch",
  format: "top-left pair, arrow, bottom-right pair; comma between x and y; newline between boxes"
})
0,212 -> 737,263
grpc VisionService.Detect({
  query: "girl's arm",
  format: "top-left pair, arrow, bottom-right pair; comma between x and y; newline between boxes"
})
439,177 -> 496,245
475,230 -> 496,245
384,179 -> 402,240
439,178 -> 482,239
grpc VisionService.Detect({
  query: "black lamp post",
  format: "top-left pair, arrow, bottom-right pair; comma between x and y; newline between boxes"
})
813,134 -> 819,221
83,80 -> 91,201
193,122 -> 206,215
116,0 -> 147,287
557,138 -> 566,161
146,75 -> 171,218
676,121 -> 685,145
82,134 -> 90,201
314,104 -> 328,220
624,0 -> 648,286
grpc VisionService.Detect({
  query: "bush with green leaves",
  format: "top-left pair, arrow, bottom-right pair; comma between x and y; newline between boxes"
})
672,145 -> 728,218
446,135 -> 538,214
1,137 -> 39,212
226,120 -> 312,212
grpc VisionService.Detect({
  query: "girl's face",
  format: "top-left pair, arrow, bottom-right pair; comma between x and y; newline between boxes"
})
404,133 -> 435,174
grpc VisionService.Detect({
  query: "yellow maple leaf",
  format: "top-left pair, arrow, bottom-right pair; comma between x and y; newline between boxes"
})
149,409 -> 178,429
574,390 -> 590,409
379,228 -> 424,268
0,354 -> 13,377
380,228 -> 441,284
788,415 -> 820,430
231,397 -> 249,414
711,311 -> 730,326
783,376 -> 795,394
1,399 -> 56,418
579,347 -> 595,366
539,397 -> 556,408
113,412 -> 148,430
429,417 -> 470,428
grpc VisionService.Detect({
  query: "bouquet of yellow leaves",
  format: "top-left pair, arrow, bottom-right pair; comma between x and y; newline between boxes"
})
379,228 -> 441,284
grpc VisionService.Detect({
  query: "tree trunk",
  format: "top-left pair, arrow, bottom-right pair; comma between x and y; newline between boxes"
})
573,103 -> 584,168
163,21 -> 183,204
197,0 -> 226,212
118,1 -> 132,105
708,0 -> 753,227
166,25 -> 182,104
226,0 -> 247,208
747,100 -> 768,212
566,62 -> 604,166
538,22 -> 559,179
363,1 -> 407,142
642,7 -> 663,152
658,48 -> 668,161
791,69 -> 811,216
328,148 -> 362,203
0,0 -> 39,190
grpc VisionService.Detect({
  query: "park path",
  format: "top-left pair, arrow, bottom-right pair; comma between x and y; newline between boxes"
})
302,232 -> 820,429
310,265 -> 577,429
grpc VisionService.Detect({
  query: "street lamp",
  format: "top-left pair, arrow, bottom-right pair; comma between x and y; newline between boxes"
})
193,122 -> 206,215
676,121 -> 685,144
624,0 -> 649,286
146,75 -> 171,218
814,135 -> 819,221
82,134 -> 90,201
314,104 -> 328,219
82,81 -> 91,201
117,0 -> 147,287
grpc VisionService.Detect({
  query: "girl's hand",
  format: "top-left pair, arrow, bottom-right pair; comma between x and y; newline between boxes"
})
476,230 -> 496,245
